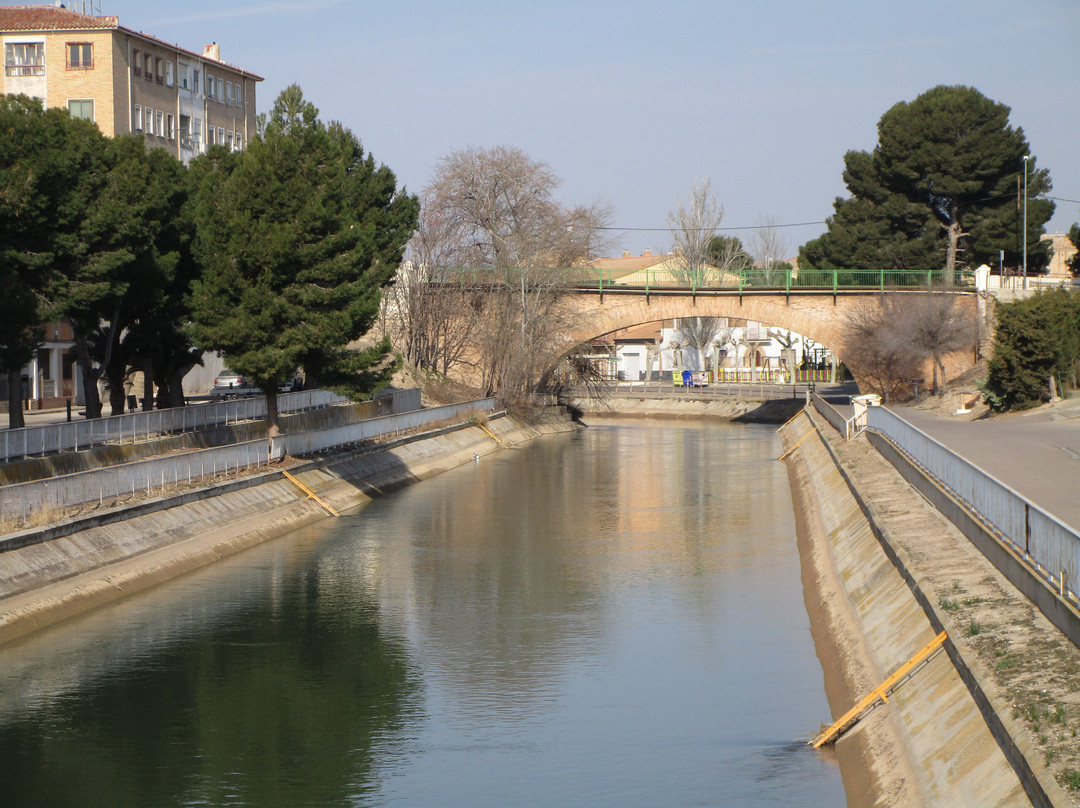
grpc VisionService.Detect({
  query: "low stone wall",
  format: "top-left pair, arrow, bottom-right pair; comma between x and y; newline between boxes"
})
0,411 -> 576,646
783,409 -> 1063,806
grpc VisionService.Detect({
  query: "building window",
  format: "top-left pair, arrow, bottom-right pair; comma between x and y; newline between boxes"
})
145,107 -> 154,135
145,53 -> 153,80
226,130 -> 233,149
133,104 -> 143,131
206,73 -> 215,99
166,113 -> 175,140
192,118 -> 202,152
235,133 -> 242,151
4,42 -> 45,77
155,58 -> 163,84
216,78 -> 224,103
66,42 -> 93,69
156,110 -> 164,138
207,126 -> 214,146
133,49 -> 141,76
179,62 -> 189,90
165,61 -> 174,86
68,99 -> 94,121
224,81 -> 231,106
192,68 -> 200,95
217,126 -> 225,145
235,83 -> 243,107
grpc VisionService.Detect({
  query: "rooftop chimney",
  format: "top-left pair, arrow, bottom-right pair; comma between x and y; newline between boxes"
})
203,42 -> 220,61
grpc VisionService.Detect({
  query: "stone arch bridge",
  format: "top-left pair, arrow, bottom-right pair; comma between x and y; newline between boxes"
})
554,286 -> 983,382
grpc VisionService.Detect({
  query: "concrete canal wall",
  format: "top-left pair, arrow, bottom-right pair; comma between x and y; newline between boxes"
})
782,409 -> 1066,807
0,412 -> 576,646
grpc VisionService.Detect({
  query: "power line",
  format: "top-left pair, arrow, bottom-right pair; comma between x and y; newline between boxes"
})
595,220 -> 827,233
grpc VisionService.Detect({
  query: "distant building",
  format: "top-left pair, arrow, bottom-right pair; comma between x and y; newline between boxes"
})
1,4 -> 262,411
1,4 -> 262,164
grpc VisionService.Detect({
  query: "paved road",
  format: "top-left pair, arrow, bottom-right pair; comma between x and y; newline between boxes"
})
889,399 -> 1080,532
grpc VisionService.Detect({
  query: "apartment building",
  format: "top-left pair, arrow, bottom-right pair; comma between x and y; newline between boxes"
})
1,4 -> 263,411
1,4 -> 262,164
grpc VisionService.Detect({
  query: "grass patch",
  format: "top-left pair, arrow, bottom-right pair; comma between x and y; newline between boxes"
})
962,597 -> 985,606
939,598 -> 960,612
1063,770 -> 1080,790
967,619 -> 982,637
995,656 -> 1019,672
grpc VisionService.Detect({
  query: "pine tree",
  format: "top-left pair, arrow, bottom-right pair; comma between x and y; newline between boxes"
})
187,85 -> 418,439
801,86 -> 1054,280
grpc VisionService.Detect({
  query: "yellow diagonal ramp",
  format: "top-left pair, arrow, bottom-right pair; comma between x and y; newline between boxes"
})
810,631 -> 947,749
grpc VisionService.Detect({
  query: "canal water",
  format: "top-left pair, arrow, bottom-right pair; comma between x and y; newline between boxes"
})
0,418 -> 845,807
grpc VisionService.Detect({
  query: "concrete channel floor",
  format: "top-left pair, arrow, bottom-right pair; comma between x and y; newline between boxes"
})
814,409 -> 1080,804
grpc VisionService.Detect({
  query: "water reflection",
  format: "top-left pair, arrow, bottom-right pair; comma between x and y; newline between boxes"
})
0,418 -> 844,807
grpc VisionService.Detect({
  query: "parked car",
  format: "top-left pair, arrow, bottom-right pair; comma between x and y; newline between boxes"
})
212,369 -> 253,393
279,371 -> 303,393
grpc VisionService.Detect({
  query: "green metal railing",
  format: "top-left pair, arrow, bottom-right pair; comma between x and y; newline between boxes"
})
428,266 -> 975,294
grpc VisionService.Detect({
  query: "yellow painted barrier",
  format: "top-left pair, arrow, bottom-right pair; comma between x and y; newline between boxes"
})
778,430 -> 815,461
810,630 -> 947,749
476,421 -> 510,449
282,469 -> 339,517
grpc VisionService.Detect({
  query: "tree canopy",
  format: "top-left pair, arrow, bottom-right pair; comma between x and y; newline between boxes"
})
801,85 -> 1054,280
187,85 -> 418,434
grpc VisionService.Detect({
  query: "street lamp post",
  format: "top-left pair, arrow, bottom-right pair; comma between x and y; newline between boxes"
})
1022,155 -> 1031,290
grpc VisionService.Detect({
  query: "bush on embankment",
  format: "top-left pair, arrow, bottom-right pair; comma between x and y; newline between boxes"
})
980,288 -> 1080,411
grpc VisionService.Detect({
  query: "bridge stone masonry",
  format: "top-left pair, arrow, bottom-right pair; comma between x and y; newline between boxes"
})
556,288 -> 984,387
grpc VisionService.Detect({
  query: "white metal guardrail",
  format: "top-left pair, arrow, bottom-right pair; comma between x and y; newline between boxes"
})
865,406 -> 1079,606
0,439 -> 272,523
810,395 -> 849,435
1,398 -> 498,523
1,390 -> 347,462
272,398 -> 497,458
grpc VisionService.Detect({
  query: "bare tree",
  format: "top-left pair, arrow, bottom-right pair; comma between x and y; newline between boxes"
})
842,297 -> 923,402
669,180 -> 725,287
904,293 -> 976,395
676,317 -> 723,371
749,214 -> 791,286
386,145 -> 612,407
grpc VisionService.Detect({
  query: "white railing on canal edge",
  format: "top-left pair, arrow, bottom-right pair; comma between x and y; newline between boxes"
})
0,390 -> 348,463
601,380 -> 813,401
862,405 -> 1079,608
270,398 -> 497,458
0,398 -> 497,524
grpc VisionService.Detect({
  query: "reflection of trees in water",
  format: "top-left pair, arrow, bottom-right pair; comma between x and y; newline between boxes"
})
0,568 -> 415,808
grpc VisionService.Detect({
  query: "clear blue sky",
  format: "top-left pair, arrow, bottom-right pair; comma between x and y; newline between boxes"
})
12,0 -> 1080,256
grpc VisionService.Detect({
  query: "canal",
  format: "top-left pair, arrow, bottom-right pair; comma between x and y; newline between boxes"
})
0,418 -> 845,807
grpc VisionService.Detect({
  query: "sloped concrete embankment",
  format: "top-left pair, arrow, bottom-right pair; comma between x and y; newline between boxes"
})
782,409 -> 1054,807
0,412 -> 573,646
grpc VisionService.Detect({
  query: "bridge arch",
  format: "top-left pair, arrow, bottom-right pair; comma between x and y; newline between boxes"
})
552,289 -> 981,385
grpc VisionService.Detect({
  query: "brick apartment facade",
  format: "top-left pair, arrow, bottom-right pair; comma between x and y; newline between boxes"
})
1,5 -> 262,411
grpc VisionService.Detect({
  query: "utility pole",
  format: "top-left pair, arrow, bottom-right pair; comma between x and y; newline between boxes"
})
1022,155 -> 1030,291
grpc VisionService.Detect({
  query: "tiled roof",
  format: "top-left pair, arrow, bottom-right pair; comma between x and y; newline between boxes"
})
0,4 -> 263,81
0,6 -> 118,30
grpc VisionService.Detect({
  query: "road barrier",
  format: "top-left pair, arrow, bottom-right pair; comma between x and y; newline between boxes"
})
0,398 -> 497,524
0,390 -> 347,463
863,405 -> 1079,608
270,399 -> 496,458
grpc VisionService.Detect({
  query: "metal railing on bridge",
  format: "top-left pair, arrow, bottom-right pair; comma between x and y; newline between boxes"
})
426,266 -> 976,295
0,390 -> 347,463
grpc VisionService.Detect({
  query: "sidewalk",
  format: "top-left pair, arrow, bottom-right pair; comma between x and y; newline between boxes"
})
887,396 -> 1080,532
